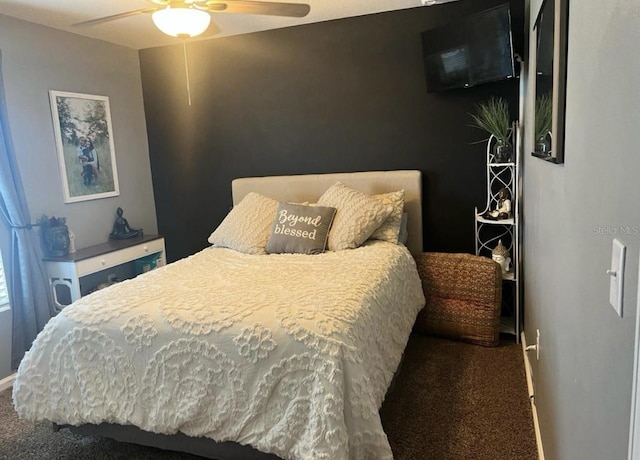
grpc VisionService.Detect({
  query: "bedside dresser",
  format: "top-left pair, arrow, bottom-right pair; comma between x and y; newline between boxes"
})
43,234 -> 165,309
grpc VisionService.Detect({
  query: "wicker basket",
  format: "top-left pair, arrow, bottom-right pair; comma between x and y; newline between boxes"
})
414,252 -> 502,347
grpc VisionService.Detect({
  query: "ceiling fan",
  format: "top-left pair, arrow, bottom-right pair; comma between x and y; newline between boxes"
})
420,0 -> 460,5
73,0 -> 311,38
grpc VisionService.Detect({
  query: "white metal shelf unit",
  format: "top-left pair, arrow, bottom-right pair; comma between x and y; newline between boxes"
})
474,122 -> 521,341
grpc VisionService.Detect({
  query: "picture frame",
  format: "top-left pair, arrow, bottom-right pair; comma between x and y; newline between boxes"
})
49,91 -> 120,203
531,0 -> 569,164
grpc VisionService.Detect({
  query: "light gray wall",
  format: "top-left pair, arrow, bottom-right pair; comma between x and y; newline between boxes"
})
523,1 -> 640,458
0,14 -> 157,379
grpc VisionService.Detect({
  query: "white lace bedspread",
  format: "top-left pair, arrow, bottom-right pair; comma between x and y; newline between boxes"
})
13,241 -> 425,460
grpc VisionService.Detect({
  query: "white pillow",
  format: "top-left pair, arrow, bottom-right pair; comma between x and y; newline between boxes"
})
369,190 -> 405,244
317,182 -> 393,251
207,192 -> 278,254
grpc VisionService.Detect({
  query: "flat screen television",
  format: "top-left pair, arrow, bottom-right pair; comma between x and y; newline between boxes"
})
421,3 -> 515,92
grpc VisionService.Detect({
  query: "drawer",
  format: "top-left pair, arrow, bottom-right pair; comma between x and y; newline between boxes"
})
76,238 -> 165,277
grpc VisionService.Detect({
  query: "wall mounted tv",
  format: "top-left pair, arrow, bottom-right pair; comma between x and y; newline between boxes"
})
421,3 -> 516,93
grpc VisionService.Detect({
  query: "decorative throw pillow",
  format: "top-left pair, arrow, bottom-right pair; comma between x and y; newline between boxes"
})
317,182 -> 394,251
369,190 -> 405,244
266,203 -> 336,255
207,192 -> 278,255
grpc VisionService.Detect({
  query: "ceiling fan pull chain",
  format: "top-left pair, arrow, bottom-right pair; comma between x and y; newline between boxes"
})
183,40 -> 192,107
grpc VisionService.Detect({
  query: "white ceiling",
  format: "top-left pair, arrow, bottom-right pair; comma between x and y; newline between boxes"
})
0,0 -> 429,50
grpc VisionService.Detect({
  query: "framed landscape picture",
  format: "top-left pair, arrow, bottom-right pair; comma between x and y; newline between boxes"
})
49,91 -> 120,203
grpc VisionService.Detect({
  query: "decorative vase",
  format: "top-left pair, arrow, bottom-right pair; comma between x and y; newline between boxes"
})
534,135 -> 551,157
493,142 -> 512,163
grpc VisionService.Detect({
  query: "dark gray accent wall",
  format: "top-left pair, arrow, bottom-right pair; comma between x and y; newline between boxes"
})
140,0 -> 523,262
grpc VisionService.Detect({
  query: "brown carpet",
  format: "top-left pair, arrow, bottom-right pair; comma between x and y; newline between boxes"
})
0,334 -> 536,460
381,335 -> 537,460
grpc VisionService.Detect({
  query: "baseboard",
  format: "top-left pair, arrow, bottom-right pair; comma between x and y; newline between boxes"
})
0,372 -> 16,393
521,331 -> 545,460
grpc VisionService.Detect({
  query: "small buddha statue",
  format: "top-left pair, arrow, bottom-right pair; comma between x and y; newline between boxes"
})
485,187 -> 512,220
492,240 -> 511,275
109,207 -> 143,240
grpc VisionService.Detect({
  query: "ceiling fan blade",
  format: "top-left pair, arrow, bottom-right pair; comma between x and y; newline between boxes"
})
421,0 -> 460,5
72,8 -> 158,27
205,1 -> 310,18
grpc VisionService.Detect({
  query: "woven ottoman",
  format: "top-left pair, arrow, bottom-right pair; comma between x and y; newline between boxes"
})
414,252 -> 502,347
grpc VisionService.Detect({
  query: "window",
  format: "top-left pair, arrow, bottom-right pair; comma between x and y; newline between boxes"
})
0,251 -> 9,311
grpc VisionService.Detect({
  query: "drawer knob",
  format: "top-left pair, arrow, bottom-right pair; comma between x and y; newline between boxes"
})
100,259 -> 106,266
144,246 -> 149,252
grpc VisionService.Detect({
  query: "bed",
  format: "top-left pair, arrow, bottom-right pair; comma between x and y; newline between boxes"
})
13,170 -> 426,460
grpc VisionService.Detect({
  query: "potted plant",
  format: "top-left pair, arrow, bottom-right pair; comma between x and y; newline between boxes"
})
469,97 -> 513,162
38,215 -> 70,257
534,94 -> 553,156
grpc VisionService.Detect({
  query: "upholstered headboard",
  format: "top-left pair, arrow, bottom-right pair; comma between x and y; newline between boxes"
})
232,170 -> 423,256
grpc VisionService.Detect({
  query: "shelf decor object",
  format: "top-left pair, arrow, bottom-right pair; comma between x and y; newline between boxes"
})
475,121 -> 522,341
37,215 -> 70,258
534,93 -> 553,156
492,239 -> 512,276
469,97 -> 513,163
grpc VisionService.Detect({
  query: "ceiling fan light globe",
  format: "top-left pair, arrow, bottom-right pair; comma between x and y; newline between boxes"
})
151,7 -> 211,38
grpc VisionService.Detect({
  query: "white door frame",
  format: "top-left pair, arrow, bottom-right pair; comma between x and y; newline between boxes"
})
628,249 -> 640,460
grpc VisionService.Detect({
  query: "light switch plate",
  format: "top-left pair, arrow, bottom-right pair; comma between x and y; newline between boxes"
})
609,238 -> 626,317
